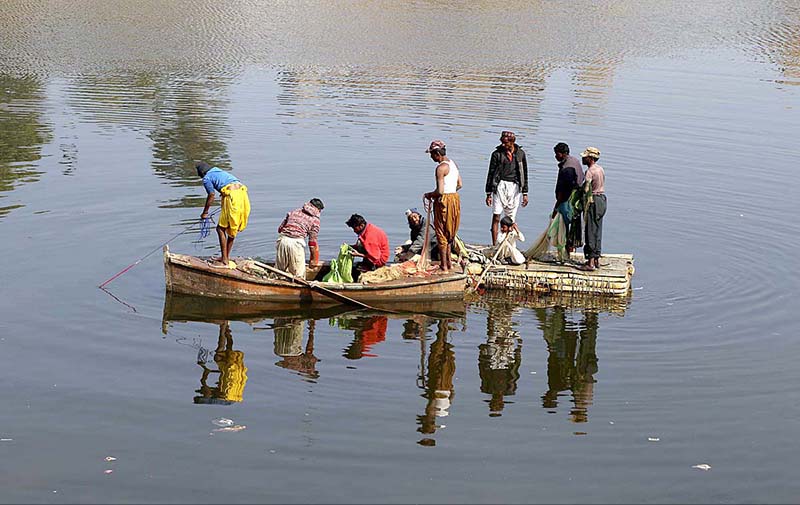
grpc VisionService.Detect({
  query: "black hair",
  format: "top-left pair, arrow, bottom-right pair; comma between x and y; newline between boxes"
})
500,216 -> 514,228
346,214 -> 366,228
554,142 -> 570,154
195,161 -> 212,177
310,198 -> 324,210
430,147 -> 446,156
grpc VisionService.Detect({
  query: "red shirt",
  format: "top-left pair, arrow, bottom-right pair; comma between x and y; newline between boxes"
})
358,223 -> 389,267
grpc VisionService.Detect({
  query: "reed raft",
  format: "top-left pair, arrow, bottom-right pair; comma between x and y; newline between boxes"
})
473,253 -> 634,296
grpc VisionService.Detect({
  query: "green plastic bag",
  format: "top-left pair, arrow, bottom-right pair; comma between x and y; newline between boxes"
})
322,243 -> 354,283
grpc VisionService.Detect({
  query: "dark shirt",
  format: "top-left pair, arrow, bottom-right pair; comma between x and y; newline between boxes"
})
555,155 -> 583,203
486,144 -> 529,195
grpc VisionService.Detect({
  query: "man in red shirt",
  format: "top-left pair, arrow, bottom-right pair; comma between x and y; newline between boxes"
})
346,213 -> 389,280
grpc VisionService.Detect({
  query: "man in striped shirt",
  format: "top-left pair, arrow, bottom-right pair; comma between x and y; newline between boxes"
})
276,199 -> 324,278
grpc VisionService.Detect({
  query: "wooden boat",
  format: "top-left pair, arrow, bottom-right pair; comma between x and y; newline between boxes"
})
163,246 -> 468,307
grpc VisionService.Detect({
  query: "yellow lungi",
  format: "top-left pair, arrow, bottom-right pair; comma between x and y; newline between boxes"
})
218,184 -> 250,237
433,193 -> 460,246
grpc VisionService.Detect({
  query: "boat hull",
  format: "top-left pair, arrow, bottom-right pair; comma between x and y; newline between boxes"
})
163,247 -> 467,306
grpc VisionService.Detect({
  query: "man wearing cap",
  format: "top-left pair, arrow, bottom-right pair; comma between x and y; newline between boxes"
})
345,213 -> 390,279
395,208 -> 438,262
485,131 -> 529,245
423,140 -> 462,273
580,147 -> 606,271
276,198 -> 324,278
553,142 -> 584,254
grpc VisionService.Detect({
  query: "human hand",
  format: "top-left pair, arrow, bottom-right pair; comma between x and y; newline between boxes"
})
485,195 -> 492,207
201,212 -> 209,219
522,194 -> 529,207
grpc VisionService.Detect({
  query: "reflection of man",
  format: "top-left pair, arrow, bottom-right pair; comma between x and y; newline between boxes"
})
417,319 -> 456,444
194,321 -> 248,404
273,318 -> 320,379
536,307 -> 598,422
485,131 -> 529,245
395,208 -> 438,262
479,303 -> 522,416
276,198 -> 324,278
339,315 -> 388,359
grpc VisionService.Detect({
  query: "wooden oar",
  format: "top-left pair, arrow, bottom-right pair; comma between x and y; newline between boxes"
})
470,233 -> 511,292
250,260 -> 392,312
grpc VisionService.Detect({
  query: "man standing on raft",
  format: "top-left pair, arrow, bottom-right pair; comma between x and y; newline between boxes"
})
423,139 -> 462,273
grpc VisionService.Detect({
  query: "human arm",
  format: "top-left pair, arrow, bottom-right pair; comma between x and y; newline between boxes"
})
520,150 -> 529,207
485,152 -> 498,206
200,192 -> 215,218
424,162 -> 448,199
308,223 -> 321,265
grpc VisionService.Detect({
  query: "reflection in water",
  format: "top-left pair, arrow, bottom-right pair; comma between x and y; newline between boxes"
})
275,67 -> 551,136
333,315 -> 388,360
416,319 -> 457,446
273,318 -> 320,380
0,75 -> 52,219
537,307 -> 599,423
64,73 -> 233,207
194,321 -> 248,405
478,302 -> 522,417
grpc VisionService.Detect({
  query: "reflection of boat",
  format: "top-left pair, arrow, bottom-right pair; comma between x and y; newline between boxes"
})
163,246 -> 467,307
162,291 -> 468,329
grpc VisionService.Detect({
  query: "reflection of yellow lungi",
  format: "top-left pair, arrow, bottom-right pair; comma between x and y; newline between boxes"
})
215,350 -> 248,402
433,193 -> 460,246
219,184 -> 250,237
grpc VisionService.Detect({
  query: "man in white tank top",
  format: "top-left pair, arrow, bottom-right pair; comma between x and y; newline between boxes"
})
423,140 -> 463,273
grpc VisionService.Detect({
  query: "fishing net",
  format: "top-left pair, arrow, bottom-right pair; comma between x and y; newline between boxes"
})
322,243 -> 354,283
523,214 -> 568,262
416,198 -> 434,271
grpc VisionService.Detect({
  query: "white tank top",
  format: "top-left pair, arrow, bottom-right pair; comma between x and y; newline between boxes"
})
442,160 -> 460,194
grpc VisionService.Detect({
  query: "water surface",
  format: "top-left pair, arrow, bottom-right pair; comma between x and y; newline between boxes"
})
1,1 -> 799,503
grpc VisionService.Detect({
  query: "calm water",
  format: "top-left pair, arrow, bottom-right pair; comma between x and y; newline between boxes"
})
1,1 -> 799,503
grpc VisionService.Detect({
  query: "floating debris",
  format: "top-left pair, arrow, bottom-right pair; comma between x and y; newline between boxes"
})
609,421 -> 615,425
212,425 -> 246,433
105,456 -> 117,462
0,438 -> 13,442
692,464 -> 711,471
212,418 -> 234,427
648,437 -> 660,442
104,469 -> 113,475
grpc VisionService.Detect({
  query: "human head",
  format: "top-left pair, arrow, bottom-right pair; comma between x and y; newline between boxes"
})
405,208 -> 422,228
309,198 -> 324,211
580,146 -> 600,166
500,131 -> 516,151
499,216 -> 514,232
553,142 -> 570,162
195,161 -> 212,178
345,213 -> 367,234
426,139 -> 446,161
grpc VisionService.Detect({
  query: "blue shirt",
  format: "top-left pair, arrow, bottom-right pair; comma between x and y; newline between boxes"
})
202,167 -> 240,195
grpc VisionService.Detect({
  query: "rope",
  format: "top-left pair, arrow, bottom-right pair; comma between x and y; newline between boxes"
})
98,207 -> 220,289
